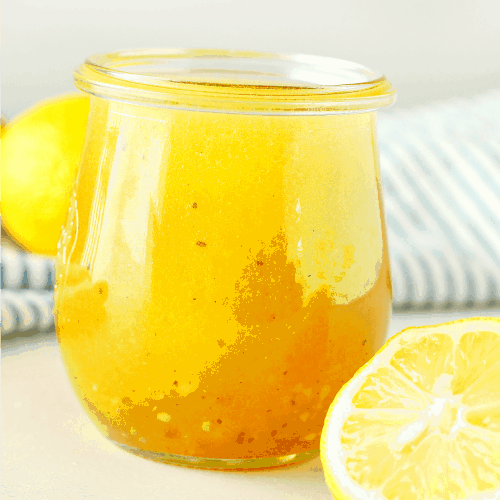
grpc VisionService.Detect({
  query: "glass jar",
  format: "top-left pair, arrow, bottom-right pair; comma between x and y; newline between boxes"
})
55,49 -> 395,469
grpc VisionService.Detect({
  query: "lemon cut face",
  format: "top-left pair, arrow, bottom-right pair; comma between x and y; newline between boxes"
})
321,318 -> 500,500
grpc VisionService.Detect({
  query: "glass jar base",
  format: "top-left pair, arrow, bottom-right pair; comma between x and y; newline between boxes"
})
111,440 -> 319,470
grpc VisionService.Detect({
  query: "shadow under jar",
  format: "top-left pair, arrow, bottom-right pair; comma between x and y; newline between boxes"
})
55,49 -> 396,470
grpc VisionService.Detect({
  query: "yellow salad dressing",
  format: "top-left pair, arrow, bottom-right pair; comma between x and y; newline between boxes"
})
55,50 -> 394,463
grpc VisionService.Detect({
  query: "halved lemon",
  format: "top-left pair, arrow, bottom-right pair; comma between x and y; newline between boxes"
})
321,317 -> 500,500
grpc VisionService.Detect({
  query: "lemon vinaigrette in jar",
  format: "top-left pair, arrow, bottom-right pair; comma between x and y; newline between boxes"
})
55,49 -> 395,469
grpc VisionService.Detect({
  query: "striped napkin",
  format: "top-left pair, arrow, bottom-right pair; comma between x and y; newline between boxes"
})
2,90 -> 500,335
1,246 -> 55,335
378,90 -> 500,310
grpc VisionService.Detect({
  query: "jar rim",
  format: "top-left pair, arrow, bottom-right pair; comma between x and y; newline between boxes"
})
74,48 -> 396,115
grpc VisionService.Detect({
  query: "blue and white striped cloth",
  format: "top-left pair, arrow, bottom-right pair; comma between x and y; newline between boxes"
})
378,90 -> 500,310
1,90 -> 500,335
1,246 -> 55,335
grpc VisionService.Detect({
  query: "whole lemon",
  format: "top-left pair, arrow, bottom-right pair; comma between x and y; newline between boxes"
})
1,94 -> 90,256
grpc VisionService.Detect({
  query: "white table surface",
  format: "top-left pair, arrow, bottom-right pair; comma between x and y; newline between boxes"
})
3,309 -> 500,499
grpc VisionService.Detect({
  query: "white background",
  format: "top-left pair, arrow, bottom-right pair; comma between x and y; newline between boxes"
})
2,0 -> 500,118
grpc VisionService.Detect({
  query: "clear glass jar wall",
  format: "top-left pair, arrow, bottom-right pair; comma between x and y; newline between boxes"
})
55,49 -> 395,469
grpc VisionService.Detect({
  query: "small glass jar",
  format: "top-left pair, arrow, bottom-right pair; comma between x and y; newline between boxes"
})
55,49 -> 395,469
